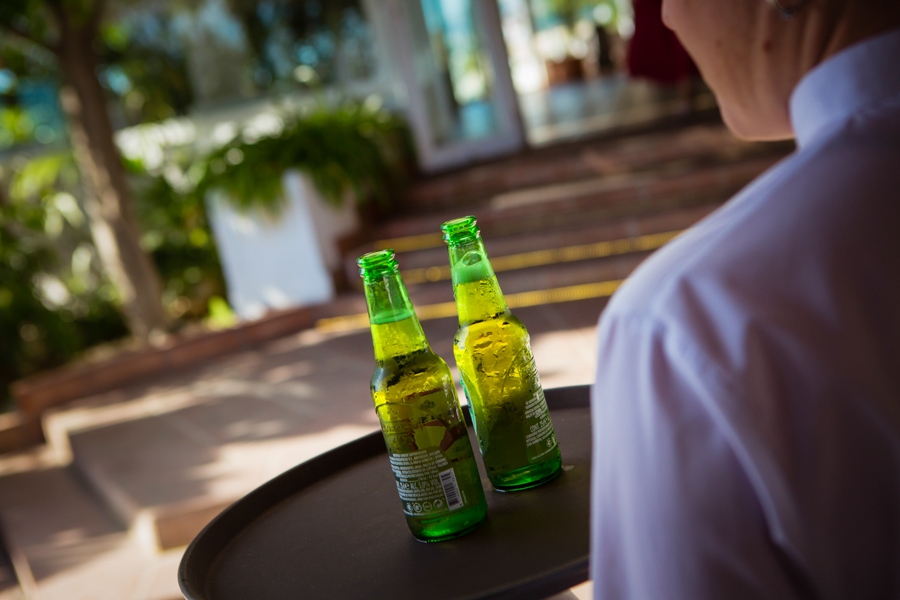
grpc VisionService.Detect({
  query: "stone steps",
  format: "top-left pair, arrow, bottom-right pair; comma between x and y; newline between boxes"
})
346,203 -> 718,295
399,121 -> 789,214
368,155 -> 770,243
0,451 -> 183,600
0,541 -> 23,600
345,154 -> 779,288
40,333 -> 383,554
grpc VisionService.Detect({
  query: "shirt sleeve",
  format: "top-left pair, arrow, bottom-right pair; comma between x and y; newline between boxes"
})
590,313 -> 805,600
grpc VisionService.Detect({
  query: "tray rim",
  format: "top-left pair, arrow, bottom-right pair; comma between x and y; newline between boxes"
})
178,384 -> 591,600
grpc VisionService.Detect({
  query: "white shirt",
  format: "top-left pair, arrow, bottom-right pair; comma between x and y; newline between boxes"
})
590,29 -> 900,599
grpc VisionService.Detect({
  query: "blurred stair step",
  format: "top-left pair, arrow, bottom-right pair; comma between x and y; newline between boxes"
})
40,336 -> 381,554
397,249 -> 651,308
402,122 -> 790,213
346,204 -> 715,290
360,155 -> 776,252
0,543 -> 23,600
42,406 -> 252,555
318,250 -> 655,337
0,455 -> 183,600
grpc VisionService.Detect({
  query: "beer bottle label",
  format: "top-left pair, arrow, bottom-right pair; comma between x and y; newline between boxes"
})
389,448 -> 466,516
378,400 -> 481,517
522,354 -> 558,463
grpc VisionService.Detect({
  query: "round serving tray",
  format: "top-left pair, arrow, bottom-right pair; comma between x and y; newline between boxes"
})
179,384 -> 591,600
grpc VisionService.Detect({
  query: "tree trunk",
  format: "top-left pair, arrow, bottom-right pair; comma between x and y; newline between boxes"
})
54,16 -> 169,338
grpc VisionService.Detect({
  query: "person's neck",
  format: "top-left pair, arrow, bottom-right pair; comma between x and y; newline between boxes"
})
743,4 -> 900,141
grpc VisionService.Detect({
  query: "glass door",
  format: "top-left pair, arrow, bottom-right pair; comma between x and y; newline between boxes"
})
387,0 -> 526,171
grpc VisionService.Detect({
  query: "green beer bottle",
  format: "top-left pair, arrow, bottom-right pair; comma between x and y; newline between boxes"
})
358,249 -> 487,542
442,217 -> 562,492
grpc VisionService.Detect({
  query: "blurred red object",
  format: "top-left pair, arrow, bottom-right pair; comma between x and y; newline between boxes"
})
627,0 -> 696,85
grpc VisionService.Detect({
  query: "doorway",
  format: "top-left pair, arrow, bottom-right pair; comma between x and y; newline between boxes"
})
387,0 -> 526,171
384,0 -> 714,171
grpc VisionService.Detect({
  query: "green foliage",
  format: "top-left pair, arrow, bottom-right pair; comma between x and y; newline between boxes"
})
96,16 -> 195,124
193,101 -> 413,216
0,107 -> 36,149
204,296 -> 236,330
8,152 -> 71,199
0,0 -> 414,413
1,0 -> 195,143
0,98 -> 412,409
131,169 -> 226,321
0,0 -> 54,48
0,139 -> 227,409
229,0 -> 376,92
547,0 -> 608,30
0,186 -> 128,412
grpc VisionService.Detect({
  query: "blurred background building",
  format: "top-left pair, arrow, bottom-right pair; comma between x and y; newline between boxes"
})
3,0 -> 697,172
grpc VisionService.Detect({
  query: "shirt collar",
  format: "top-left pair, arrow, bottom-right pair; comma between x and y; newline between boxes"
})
790,27 -> 900,148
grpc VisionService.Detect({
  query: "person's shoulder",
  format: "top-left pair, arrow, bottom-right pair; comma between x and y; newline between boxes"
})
603,153 -> 802,322
603,129 -> 900,337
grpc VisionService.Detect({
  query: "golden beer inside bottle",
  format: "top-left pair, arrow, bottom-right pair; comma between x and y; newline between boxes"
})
443,217 -> 562,492
359,248 -> 488,541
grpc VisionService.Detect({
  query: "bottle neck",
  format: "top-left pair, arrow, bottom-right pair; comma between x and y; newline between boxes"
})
363,271 -> 429,361
447,237 -> 508,325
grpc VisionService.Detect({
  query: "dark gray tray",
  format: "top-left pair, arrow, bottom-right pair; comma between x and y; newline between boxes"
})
179,384 -> 591,600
